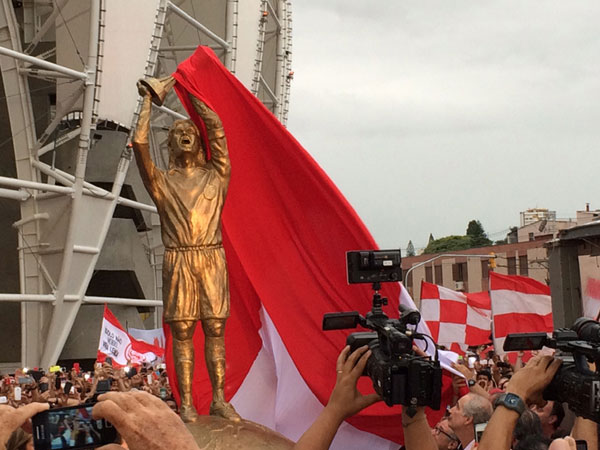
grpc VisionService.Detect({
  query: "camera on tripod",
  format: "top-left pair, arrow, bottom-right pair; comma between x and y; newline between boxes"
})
504,317 -> 600,422
322,250 -> 442,416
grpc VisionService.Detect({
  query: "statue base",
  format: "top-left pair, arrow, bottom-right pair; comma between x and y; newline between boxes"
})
185,415 -> 294,449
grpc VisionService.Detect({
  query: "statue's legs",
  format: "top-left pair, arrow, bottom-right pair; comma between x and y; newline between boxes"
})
171,320 -> 199,423
202,318 -> 241,421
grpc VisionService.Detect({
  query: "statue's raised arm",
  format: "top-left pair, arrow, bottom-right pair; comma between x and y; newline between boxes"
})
189,96 -> 230,179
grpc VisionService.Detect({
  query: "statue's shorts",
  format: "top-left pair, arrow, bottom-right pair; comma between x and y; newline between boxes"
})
162,245 -> 230,322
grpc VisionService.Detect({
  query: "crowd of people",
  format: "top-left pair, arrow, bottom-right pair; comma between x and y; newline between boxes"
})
293,346 -> 598,450
0,360 -> 176,450
0,349 -> 598,450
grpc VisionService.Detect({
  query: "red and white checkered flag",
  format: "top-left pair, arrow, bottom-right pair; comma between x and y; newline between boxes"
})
420,281 -> 491,352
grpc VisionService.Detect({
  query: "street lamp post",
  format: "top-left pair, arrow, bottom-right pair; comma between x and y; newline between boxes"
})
403,253 -> 497,286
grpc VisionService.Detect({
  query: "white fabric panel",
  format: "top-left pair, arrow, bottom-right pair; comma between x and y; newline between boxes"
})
437,323 -> 465,344
231,307 -> 399,450
583,295 -> 600,319
490,290 -> 551,316
127,327 -> 165,349
97,0 -> 161,126
437,285 -> 466,302
466,306 -> 491,330
420,298 -> 440,321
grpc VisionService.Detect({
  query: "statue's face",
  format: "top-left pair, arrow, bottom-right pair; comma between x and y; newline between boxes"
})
168,119 -> 204,164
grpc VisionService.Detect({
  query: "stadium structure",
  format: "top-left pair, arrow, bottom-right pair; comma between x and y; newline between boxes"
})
0,0 -> 293,370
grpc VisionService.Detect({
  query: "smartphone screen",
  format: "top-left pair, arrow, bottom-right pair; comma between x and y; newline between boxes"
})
576,440 -> 588,450
33,403 -> 117,450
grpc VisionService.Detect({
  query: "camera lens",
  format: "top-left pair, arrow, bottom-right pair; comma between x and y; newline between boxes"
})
571,317 -> 600,343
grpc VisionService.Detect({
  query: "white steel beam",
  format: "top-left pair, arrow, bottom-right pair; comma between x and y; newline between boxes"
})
0,188 -> 29,201
166,1 -> 230,50
37,128 -> 82,156
32,160 -> 158,214
19,68 -> 77,79
0,46 -> 87,80
153,103 -> 188,120
0,176 -> 73,194
259,74 -> 278,104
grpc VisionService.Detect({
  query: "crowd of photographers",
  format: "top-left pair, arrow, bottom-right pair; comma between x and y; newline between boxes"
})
0,347 -> 598,450
293,346 -> 599,450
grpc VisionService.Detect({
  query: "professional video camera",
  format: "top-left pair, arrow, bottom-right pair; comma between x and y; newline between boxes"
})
322,250 -> 442,416
504,317 -> 600,422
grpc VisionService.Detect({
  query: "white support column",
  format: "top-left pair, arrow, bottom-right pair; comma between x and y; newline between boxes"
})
273,0 -> 284,119
40,0 -> 101,369
225,0 -> 238,72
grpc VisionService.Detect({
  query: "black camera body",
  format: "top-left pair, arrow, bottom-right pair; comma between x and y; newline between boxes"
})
323,250 -> 442,415
504,318 -> 600,422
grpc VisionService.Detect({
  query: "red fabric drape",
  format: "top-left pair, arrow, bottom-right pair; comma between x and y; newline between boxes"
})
162,46 -> 449,443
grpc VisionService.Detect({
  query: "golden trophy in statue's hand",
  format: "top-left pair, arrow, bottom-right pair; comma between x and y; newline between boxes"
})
132,75 -> 239,423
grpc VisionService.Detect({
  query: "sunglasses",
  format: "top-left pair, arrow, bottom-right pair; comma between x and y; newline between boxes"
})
433,426 -> 459,442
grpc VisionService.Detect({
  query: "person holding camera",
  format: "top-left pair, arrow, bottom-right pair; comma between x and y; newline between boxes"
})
293,345 -> 440,450
476,354 -> 598,450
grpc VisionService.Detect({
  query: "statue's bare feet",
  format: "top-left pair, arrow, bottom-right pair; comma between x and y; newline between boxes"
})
209,400 -> 241,422
180,403 -> 199,423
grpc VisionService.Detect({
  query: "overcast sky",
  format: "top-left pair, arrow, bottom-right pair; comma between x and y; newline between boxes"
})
286,1 -> 600,251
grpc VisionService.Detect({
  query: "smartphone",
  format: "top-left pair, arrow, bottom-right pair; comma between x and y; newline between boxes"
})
64,382 -> 73,395
30,370 -> 44,382
96,380 -> 111,394
0,396 -> 7,404
104,357 -> 113,366
474,422 -> 487,442
576,440 -> 588,450
32,403 -> 117,450
14,386 -> 22,401
39,382 -> 49,393
19,376 -> 34,385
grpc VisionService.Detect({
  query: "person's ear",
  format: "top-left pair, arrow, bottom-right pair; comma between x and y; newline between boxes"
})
448,440 -> 459,450
548,414 -> 557,425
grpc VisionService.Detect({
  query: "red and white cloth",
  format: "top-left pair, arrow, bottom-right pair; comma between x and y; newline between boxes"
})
420,281 -> 491,352
583,278 -> 600,320
97,306 -> 164,367
162,46 -> 453,448
490,272 -> 553,356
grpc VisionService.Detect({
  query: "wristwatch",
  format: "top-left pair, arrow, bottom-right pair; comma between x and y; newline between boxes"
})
494,393 -> 526,415
468,379 -> 476,388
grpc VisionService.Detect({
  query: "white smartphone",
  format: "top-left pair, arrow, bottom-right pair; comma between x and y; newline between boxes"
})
474,422 -> 488,442
14,386 -> 21,401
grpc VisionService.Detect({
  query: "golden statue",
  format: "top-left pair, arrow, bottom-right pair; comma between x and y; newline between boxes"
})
133,76 -> 240,423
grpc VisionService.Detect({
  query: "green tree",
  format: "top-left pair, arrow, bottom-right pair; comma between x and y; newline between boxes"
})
423,235 -> 473,254
466,220 -> 492,248
406,240 -> 415,257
